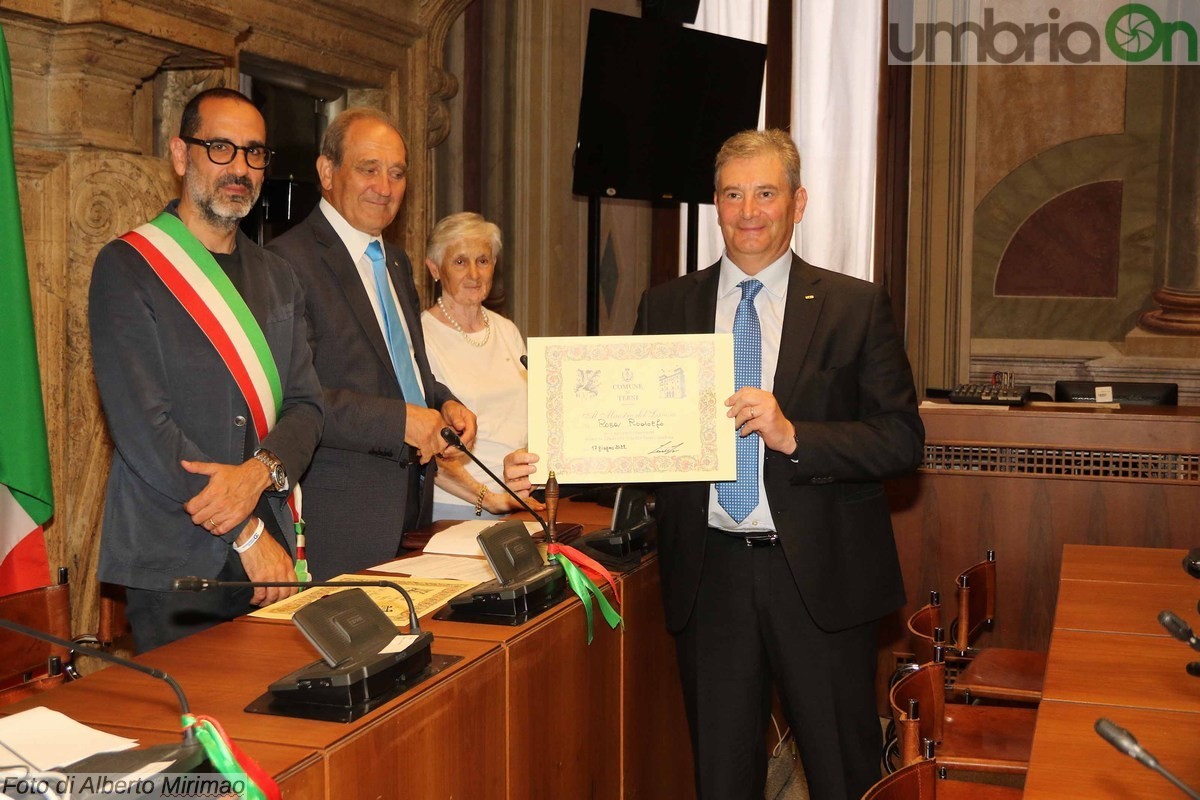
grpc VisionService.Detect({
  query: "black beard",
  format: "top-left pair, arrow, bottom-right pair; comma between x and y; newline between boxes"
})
186,169 -> 260,232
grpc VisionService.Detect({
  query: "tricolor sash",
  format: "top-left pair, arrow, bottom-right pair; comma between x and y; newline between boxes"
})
120,212 -> 307,578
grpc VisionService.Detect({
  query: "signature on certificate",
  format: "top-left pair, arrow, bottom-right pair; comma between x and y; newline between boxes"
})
650,440 -> 684,455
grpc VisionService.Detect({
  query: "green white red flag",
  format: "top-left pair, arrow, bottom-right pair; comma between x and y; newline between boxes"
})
0,25 -> 55,595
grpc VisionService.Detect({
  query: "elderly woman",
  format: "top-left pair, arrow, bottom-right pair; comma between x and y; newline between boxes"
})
422,212 -> 542,520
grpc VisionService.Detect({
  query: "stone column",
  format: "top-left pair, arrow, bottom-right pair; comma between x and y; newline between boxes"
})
1137,65 -> 1200,341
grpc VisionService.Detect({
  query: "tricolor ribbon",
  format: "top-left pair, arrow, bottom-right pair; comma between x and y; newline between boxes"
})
548,542 -> 622,643
121,213 -> 308,582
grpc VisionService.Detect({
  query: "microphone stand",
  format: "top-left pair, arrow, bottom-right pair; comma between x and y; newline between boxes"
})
0,619 -> 206,784
440,427 -> 554,537
173,577 -> 423,636
1158,610 -> 1200,678
0,619 -> 195,745
1096,718 -> 1200,799
173,577 -> 434,714
439,428 -> 623,640
438,427 -> 569,623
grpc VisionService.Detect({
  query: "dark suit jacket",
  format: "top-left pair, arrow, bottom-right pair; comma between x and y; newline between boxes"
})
89,205 -> 323,591
268,207 -> 457,578
634,254 -> 924,634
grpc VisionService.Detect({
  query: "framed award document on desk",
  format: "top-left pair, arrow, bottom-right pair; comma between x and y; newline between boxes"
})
527,334 -> 736,484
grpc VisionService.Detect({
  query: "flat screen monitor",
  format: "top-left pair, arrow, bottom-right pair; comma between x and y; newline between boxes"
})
572,10 -> 766,204
1053,380 -> 1179,406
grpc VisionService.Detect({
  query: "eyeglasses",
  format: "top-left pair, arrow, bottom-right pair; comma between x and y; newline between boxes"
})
181,136 -> 273,170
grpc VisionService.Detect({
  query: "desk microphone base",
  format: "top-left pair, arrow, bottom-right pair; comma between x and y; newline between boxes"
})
63,741 -> 207,797
267,631 -> 432,706
437,564 -> 567,626
574,521 -> 656,570
248,649 -> 460,723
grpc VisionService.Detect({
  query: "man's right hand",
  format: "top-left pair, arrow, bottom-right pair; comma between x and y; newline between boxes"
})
234,518 -> 298,606
404,404 -> 454,464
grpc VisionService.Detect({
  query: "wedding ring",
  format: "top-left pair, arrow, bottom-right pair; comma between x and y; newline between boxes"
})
207,518 -> 217,530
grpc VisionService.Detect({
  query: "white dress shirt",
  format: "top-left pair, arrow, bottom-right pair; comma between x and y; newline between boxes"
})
707,250 -> 792,533
318,198 -> 426,400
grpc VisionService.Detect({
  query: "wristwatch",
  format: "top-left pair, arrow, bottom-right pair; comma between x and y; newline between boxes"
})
253,448 -> 287,491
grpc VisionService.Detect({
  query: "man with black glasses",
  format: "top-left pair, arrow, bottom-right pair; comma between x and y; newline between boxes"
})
89,87 -> 323,651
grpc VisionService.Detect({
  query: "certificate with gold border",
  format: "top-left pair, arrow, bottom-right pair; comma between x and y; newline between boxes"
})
527,334 -> 735,484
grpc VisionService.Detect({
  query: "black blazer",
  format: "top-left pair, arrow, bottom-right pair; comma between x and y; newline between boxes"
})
268,207 -> 457,578
634,254 -> 924,633
90,208 -> 323,590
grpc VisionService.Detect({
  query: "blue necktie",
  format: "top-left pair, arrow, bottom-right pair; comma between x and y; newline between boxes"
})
717,279 -> 764,523
367,241 -> 426,406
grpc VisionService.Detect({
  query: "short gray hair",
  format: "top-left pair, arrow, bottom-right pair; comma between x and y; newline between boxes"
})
320,107 -> 406,166
426,212 -> 503,267
714,129 -> 802,192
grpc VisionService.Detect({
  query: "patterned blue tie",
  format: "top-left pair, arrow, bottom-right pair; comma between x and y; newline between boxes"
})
717,279 -> 764,522
367,241 -> 426,406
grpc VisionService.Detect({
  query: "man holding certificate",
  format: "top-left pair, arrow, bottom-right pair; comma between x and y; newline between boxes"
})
633,129 -> 924,800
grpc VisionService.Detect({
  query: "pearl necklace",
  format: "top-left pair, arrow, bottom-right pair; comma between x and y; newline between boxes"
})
438,296 -> 491,348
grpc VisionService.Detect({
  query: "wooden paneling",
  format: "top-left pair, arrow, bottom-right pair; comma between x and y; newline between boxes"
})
505,597 -> 621,800
887,404 -> 1200,669
323,643 -> 506,800
620,559 -> 694,800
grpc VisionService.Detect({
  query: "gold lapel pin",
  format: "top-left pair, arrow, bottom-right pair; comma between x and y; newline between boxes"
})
805,294 -> 815,300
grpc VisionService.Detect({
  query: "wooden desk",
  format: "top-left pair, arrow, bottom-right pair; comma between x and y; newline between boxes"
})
618,558 -> 694,800
1059,544 -> 1194,587
4,502 -> 690,800
1054,578 -> 1198,636
94,725 -> 325,800
1042,628 -> 1200,712
6,621 -> 506,800
425,588 -> 622,800
1026,545 -> 1200,797
1024,701 -> 1200,799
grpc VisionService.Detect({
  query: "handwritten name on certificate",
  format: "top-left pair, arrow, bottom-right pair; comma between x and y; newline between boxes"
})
527,334 -> 735,483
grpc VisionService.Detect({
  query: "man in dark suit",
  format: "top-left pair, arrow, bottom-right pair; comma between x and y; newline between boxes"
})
269,107 -> 476,579
634,129 -> 924,799
90,88 -> 323,651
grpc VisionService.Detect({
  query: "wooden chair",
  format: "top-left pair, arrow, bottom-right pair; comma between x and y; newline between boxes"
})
0,567 -> 72,705
951,551 -> 1046,703
889,661 -> 1036,776
862,759 -> 1023,800
906,591 -> 948,669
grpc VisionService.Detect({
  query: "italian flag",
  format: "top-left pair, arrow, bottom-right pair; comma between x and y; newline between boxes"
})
0,25 -> 54,596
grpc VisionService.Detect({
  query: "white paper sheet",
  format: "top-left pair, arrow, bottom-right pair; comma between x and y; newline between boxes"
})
372,553 -> 497,584
423,520 -> 542,557
0,706 -> 138,770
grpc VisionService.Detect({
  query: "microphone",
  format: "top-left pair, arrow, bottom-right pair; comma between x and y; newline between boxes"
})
1095,718 -> 1200,799
438,427 -> 569,622
0,618 -> 204,775
440,427 -> 550,536
1184,548 -> 1200,580
171,576 -> 423,635
173,576 -> 432,708
1158,610 -> 1200,652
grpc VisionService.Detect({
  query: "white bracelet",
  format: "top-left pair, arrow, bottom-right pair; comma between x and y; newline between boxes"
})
232,518 -> 265,554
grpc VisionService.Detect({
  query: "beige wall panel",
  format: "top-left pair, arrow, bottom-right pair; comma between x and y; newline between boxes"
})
974,65 -> 1127,204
